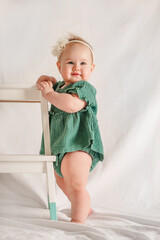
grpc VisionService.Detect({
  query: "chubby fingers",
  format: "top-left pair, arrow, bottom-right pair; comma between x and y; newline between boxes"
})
36,81 -> 47,89
36,75 -> 54,85
47,80 -> 53,87
36,80 -> 53,90
37,75 -> 50,83
36,84 -> 43,90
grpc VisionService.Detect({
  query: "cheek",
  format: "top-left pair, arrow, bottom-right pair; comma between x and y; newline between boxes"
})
61,66 -> 69,76
82,68 -> 92,77
64,65 -> 72,73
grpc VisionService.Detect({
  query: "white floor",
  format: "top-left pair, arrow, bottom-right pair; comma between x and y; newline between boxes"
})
0,173 -> 160,240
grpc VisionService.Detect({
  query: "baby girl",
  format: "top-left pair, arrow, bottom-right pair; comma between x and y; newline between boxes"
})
36,34 -> 104,224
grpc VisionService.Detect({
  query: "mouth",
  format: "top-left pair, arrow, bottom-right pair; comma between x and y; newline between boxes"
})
72,73 -> 80,76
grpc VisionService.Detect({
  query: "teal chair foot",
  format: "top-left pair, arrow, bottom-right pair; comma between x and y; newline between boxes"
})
49,202 -> 57,220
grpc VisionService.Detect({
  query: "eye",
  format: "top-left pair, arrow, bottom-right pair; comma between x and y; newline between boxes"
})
81,62 -> 87,65
67,61 -> 74,64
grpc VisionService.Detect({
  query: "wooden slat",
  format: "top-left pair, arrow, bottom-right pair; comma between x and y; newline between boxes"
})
0,87 -> 42,102
0,83 -> 36,88
0,101 -> 41,103
0,162 -> 46,173
0,154 -> 56,162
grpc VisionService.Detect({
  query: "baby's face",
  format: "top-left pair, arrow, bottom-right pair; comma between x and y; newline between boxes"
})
57,43 -> 95,85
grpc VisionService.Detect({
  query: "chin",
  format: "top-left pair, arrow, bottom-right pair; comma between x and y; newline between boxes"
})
71,79 -> 81,82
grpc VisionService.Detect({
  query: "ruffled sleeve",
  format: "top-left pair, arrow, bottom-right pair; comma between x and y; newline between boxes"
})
66,80 -> 96,106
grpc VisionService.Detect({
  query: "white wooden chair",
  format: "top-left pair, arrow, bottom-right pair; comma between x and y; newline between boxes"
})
0,84 -> 57,220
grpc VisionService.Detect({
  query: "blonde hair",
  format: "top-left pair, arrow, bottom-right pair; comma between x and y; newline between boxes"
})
51,33 -> 94,63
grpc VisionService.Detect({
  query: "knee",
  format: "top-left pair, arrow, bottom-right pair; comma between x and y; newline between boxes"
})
65,179 -> 85,194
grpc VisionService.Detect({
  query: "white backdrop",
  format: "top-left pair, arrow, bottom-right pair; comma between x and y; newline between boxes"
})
0,0 -> 160,239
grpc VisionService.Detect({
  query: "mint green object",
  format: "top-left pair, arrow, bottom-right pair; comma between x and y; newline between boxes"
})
49,202 -> 57,220
40,80 -> 104,177
48,196 -> 57,220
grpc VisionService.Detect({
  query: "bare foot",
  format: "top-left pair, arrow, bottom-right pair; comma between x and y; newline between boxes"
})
88,208 -> 93,216
70,209 -> 93,223
70,218 -> 83,224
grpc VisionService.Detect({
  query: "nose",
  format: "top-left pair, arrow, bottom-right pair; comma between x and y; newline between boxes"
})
73,63 -> 80,71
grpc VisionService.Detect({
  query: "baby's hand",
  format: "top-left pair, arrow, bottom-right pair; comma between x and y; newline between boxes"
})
37,80 -> 53,98
36,75 -> 57,85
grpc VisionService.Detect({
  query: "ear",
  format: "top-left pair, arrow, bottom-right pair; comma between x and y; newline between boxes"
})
56,61 -> 61,72
91,64 -> 95,72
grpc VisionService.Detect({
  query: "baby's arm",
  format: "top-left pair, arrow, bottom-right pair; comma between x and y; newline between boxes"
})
37,81 -> 86,113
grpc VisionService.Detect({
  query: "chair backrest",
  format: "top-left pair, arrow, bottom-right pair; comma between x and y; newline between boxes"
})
0,84 -> 51,155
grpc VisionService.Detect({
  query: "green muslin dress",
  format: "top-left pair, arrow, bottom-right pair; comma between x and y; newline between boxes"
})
40,80 -> 104,177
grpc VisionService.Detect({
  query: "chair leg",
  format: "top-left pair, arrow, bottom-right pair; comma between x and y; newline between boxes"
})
46,161 -> 57,220
47,195 -> 50,209
49,202 -> 57,220
48,195 -> 57,219
41,98 -> 57,220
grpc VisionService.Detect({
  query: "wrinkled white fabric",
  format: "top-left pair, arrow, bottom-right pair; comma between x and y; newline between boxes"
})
0,0 -> 160,239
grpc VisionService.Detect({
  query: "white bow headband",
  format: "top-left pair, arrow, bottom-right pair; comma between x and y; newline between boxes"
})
51,36 -> 94,62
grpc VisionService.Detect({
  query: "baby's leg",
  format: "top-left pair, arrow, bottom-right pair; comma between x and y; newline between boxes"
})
54,170 -> 70,200
54,170 -> 93,217
61,151 -> 92,224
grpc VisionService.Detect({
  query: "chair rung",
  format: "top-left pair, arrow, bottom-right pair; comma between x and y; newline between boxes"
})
0,154 -> 56,162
